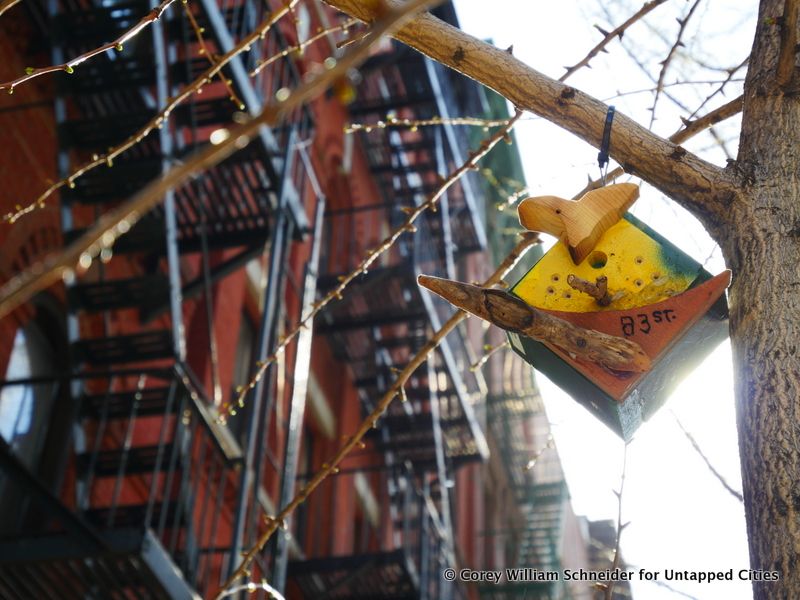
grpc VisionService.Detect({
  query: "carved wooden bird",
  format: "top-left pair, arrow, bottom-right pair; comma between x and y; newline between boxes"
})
517,182 -> 639,265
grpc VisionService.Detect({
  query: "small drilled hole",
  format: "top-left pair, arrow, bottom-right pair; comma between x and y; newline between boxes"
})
652,272 -> 662,280
551,274 -> 560,282
634,279 -> 643,287
546,286 -> 555,294
634,256 -> 644,265
563,291 -> 572,299
587,251 -> 607,269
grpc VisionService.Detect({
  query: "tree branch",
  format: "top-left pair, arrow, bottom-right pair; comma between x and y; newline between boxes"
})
323,0 -> 741,232
1,0 -> 302,224
673,413 -> 744,503
572,95 -> 744,199
675,95 -> 744,143
0,0 -> 178,94
562,0 -> 671,81
0,0 -> 21,18
604,443 -> 630,600
418,275 -> 651,373
649,0 -> 703,127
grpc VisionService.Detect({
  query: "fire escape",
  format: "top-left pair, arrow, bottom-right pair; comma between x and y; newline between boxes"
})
480,351 -> 571,600
0,0 -> 322,597
285,7 -> 491,598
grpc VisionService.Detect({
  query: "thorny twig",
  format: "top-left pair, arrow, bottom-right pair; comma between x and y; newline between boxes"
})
672,413 -> 744,503
677,94 -> 743,141
0,0 -> 21,18
614,31 -> 736,158
598,2 -> 745,157
181,0 -> 245,110
1,0 -> 302,224
344,115 -> 510,134
469,340 -> 510,372
524,434 -> 554,471
0,0 -> 178,95
604,77 -> 745,101
217,233 -> 541,597
649,0 -> 703,128
0,0 -> 439,318
224,109 -> 524,419
251,19 -> 360,76
561,0 -> 670,81
685,57 -> 748,120
603,443 -> 630,600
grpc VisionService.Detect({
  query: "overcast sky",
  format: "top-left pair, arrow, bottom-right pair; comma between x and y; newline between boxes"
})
452,2 -> 756,599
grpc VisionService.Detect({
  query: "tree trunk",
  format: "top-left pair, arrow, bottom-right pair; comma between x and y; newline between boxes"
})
727,1 -> 800,596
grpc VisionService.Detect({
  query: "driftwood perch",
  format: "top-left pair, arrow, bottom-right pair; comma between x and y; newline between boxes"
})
518,183 -> 639,264
418,275 -> 651,373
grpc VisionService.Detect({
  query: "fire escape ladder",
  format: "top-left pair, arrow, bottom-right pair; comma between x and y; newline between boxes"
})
0,0 -> 319,596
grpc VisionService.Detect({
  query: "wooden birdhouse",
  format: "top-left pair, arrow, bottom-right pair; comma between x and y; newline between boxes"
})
507,183 -> 730,440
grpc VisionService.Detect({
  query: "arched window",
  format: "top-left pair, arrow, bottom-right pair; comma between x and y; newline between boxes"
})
0,324 -> 57,465
0,297 -> 69,535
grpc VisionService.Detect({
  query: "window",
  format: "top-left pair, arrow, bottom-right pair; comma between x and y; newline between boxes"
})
0,301 -> 67,535
0,323 -> 57,467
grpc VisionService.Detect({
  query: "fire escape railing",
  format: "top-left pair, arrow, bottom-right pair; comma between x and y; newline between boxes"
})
481,353 -> 570,599
0,0 -> 323,597
287,463 -> 452,600
293,19 -> 493,596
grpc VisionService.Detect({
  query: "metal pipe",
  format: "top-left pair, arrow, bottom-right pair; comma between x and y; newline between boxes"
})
272,189 -> 325,591
226,129 -> 297,580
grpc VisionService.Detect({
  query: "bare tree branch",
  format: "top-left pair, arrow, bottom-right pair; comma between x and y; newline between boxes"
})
0,0 -> 178,94
562,0 -> 671,81
181,1 -> 244,109
574,94 -> 743,199
323,0 -> 741,235
676,95 -> 743,143
673,413 -> 744,503
0,0 -> 21,18
686,57 -> 749,120
649,0 -> 703,127
604,443 -> 630,600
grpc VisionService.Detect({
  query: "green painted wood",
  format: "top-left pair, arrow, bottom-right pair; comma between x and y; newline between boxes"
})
507,214 -> 729,441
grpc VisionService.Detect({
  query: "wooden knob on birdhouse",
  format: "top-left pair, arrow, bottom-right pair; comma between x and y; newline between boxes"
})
518,183 -> 639,265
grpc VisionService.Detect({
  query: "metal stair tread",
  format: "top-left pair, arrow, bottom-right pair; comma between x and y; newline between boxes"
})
72,330 -> 175,366
77,443 -> 177,477
67,274 -> 170,313
79,385 -> 177,419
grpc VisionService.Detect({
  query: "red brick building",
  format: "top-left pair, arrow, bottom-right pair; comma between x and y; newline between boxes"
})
0,1 -> 623,599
